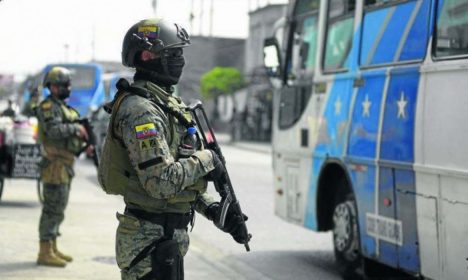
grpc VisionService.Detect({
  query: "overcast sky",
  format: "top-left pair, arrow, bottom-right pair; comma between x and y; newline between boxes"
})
0,0 -> 286,80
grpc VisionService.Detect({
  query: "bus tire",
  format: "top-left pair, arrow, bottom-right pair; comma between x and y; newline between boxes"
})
332,195 -> 361,278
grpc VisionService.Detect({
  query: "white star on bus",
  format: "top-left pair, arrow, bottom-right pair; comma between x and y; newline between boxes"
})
397,92 -> 408,119
362,94 -> 371,117
334,96 -> 342,116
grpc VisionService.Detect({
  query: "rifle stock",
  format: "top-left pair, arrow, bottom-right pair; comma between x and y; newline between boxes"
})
189,100 -> 252,252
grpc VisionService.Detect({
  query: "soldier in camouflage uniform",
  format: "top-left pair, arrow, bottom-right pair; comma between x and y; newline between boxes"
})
36,67 -> 89,267
98,19 -> 250,280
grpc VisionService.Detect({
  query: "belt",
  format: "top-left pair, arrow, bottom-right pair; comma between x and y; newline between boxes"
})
125,207 -> 192,231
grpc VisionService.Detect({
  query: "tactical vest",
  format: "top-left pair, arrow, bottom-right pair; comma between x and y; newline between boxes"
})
98,81 -> 207,214
39,99 -> 82,158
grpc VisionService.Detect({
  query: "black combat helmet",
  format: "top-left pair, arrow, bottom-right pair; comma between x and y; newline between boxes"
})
122,18 -> 190,67
43,67 -> 71,88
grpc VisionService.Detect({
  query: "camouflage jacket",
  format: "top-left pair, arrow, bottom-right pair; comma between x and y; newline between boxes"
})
36,95 -> 81,184
98,80 -> 215,215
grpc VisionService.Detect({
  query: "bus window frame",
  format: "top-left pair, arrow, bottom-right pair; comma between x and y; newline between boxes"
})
363,0 -> 412,13
358,0 -> 429,69
277,3 -> 318,130
431,0 -> 468,61
285,10 -> 320,84
322,0 -> 356,74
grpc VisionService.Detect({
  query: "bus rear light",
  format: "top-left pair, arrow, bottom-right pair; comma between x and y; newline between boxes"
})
383,198 -> 392,206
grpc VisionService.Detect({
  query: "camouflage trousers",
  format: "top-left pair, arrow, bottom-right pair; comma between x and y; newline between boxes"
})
115,212 -> 189,280
39,183 -> 70,241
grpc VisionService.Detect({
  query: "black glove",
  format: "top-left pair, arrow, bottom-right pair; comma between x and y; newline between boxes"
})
206,150 -> 227,182
207,202 -> 250,244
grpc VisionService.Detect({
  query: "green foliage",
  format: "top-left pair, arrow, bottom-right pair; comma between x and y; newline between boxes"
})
200,67 -> 245,100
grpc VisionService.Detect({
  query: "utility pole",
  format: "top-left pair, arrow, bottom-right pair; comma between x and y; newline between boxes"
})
64,44 -> 69,63
209,0 -> 214,36
91,23 -> 96,62
190,0 -> 195,32
152,0 -> 158,16
199,0 -> 204,35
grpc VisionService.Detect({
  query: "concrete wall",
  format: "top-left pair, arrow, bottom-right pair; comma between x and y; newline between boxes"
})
179,36 -> 245,102
245,4 -> 287,77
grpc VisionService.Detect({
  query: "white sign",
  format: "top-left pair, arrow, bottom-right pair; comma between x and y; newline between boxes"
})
366,213 -> 403,246
12,144 -> 41,179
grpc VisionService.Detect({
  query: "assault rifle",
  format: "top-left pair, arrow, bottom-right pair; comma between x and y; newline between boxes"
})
76,118 -> 99,167
189,100 -> 252,252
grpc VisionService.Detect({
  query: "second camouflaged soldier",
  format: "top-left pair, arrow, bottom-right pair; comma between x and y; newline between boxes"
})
98,19 -> 250,279
36,67 -> 89,267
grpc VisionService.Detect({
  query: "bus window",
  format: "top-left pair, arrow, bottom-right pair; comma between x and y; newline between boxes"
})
324,0 -> 355,71
435,0 -> 468,58
365,0 -> 400,6
286,0 -> 319,82
361,0 -> 431,66
278,86 -> 312,128
288,14 -> 319,81
295,0 -> 319,14
69,67 -> 96,90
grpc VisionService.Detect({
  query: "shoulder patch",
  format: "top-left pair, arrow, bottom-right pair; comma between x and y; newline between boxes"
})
135,123 -> 158,139
139,138 -> 158,151
41,101 -> 52,110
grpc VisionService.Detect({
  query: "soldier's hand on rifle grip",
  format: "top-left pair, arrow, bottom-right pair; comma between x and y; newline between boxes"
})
86,145 -> 95,157
206,150 -> 227,182
207,202 -> 250,244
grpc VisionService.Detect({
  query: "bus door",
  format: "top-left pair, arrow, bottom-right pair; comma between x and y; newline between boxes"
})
273,0 -> 320,223
349,0 -> 432,273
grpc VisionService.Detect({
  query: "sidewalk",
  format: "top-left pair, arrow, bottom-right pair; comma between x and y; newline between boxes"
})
216,133 -> 272,154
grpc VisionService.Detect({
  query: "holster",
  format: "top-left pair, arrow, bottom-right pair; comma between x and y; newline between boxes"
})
126,208 -> 191,280
149,239 -> 183,280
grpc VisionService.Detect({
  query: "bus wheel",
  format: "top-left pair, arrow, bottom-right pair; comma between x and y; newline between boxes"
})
0,177 -> 4,202
333,196 -> 360,277
37,179 -> 44,204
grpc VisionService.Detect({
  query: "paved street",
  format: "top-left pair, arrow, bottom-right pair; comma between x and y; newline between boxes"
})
0,144 -> 341,280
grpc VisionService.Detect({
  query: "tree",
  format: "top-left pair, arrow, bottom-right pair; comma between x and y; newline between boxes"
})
200,67 -> 245,120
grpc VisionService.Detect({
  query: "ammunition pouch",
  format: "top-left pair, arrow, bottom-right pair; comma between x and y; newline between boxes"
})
66,136 -> 84,155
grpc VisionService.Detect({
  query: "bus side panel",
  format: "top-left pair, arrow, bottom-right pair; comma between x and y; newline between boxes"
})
417,63 -> 468,280
394,170 -> 419,272
304,78 -> 354,229
379,68 -> 420,273
348,71 -> 386,158
378,167 -> 398,268
347,69 -> 387,259
304,158 -> 322,230
380,68 -> 418,162
348,166 -> 377,258
314,78 -> 354,157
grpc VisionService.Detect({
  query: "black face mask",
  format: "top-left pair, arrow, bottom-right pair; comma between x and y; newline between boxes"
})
58,85 -> 71,100
135,50 -> 185,87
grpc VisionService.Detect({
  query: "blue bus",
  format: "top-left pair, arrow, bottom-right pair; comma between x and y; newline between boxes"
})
88,71 -> 134,115
264,0 -> 468,278
41,63 -> 104,116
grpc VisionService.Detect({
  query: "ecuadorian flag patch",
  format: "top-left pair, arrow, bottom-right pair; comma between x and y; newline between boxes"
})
135,123 -> 158,139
